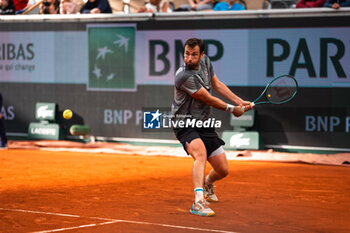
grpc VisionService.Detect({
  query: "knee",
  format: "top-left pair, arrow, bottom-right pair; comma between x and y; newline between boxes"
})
192,151 -> 207,163
187,139 -> 207,162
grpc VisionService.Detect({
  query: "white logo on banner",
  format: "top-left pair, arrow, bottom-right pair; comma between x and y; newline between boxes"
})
230,133 -> 250,148
37,105 -> 54,118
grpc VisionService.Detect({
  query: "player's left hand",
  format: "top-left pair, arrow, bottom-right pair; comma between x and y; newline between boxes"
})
241,101 -> 253,112
233,105 -> 244,117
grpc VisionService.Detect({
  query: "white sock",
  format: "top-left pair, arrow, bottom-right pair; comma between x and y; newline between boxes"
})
194,187 -> 204,202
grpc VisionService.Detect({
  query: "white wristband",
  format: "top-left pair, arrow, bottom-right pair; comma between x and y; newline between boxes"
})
225,104 -> 235,113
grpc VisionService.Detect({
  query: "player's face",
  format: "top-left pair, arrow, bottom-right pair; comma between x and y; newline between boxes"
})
184,45 -> 203,70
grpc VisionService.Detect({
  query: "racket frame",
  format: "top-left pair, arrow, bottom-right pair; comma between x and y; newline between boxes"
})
253,74 -> 298,105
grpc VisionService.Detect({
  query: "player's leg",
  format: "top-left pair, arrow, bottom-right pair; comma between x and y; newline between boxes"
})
204,151 -> 229,202
207,152 -> 229,182
186,138 -> 207,195
186,138 -> 215,216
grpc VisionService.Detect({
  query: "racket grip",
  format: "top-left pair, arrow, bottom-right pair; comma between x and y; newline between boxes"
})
242,102 -> 255,111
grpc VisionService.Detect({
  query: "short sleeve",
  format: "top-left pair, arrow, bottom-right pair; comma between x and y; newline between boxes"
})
208,60 -> 214,78
203,54 -> 214,78
180,76 -> 202,95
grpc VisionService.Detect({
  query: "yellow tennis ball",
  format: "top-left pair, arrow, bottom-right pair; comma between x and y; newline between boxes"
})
63,109 -> 73,120
268,94 -> 271,98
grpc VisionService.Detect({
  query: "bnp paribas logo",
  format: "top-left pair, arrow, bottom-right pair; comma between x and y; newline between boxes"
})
87,25 -> 135,91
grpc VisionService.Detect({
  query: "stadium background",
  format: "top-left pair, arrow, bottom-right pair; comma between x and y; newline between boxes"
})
0,6 -> 350,233
0,9 -> 350,151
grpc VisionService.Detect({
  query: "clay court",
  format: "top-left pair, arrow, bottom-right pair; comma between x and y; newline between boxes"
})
1,145 -> 349,233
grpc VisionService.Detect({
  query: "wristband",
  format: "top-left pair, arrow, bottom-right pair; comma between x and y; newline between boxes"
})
225,104 -> 235,113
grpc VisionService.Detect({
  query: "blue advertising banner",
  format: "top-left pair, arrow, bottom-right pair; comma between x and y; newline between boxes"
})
1,27 -> 349,88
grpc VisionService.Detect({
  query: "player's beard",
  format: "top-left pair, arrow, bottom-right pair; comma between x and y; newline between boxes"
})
185,60 -> 200,70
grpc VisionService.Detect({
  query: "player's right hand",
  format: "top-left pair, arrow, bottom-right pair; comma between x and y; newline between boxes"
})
233,106 -> 244,117
242,101 -> 253,112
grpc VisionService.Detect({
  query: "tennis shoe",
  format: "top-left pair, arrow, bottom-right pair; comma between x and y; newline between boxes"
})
204,181 -> 218,202
190,199 -> 215,217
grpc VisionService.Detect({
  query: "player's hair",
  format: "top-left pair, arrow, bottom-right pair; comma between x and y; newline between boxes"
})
184,38 -> 204,54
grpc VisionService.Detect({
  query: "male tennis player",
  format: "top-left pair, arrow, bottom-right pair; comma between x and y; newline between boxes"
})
171,38 -> 252,217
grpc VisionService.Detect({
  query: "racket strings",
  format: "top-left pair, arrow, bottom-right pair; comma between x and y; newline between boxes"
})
266,76 -> 297,104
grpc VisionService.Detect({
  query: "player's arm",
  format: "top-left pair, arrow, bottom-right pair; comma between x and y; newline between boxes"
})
192,87 -> 244,117
211,74 -> 253,111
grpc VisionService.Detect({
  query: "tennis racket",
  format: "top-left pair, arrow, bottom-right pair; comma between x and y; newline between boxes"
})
245,74 -> 298,109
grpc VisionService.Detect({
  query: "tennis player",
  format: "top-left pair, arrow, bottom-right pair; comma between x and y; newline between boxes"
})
171,38 -> 252,217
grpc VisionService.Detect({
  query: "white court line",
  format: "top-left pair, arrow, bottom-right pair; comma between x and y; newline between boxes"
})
0,207 -> 239,233
0,208 -> 80,218
31,220 -> 121,233
104,219 -> 239,233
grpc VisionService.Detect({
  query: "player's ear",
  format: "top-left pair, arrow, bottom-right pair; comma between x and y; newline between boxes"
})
200,51 -> 204,58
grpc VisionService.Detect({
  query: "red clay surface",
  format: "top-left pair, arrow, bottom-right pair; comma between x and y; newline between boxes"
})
1,149 -> 350,233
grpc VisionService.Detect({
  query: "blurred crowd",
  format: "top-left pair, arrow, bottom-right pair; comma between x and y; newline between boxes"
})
0,0 -> 349,15
0,0 -> 111,14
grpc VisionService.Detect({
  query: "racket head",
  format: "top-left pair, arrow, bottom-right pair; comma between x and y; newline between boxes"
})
253,74 -> 298,105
